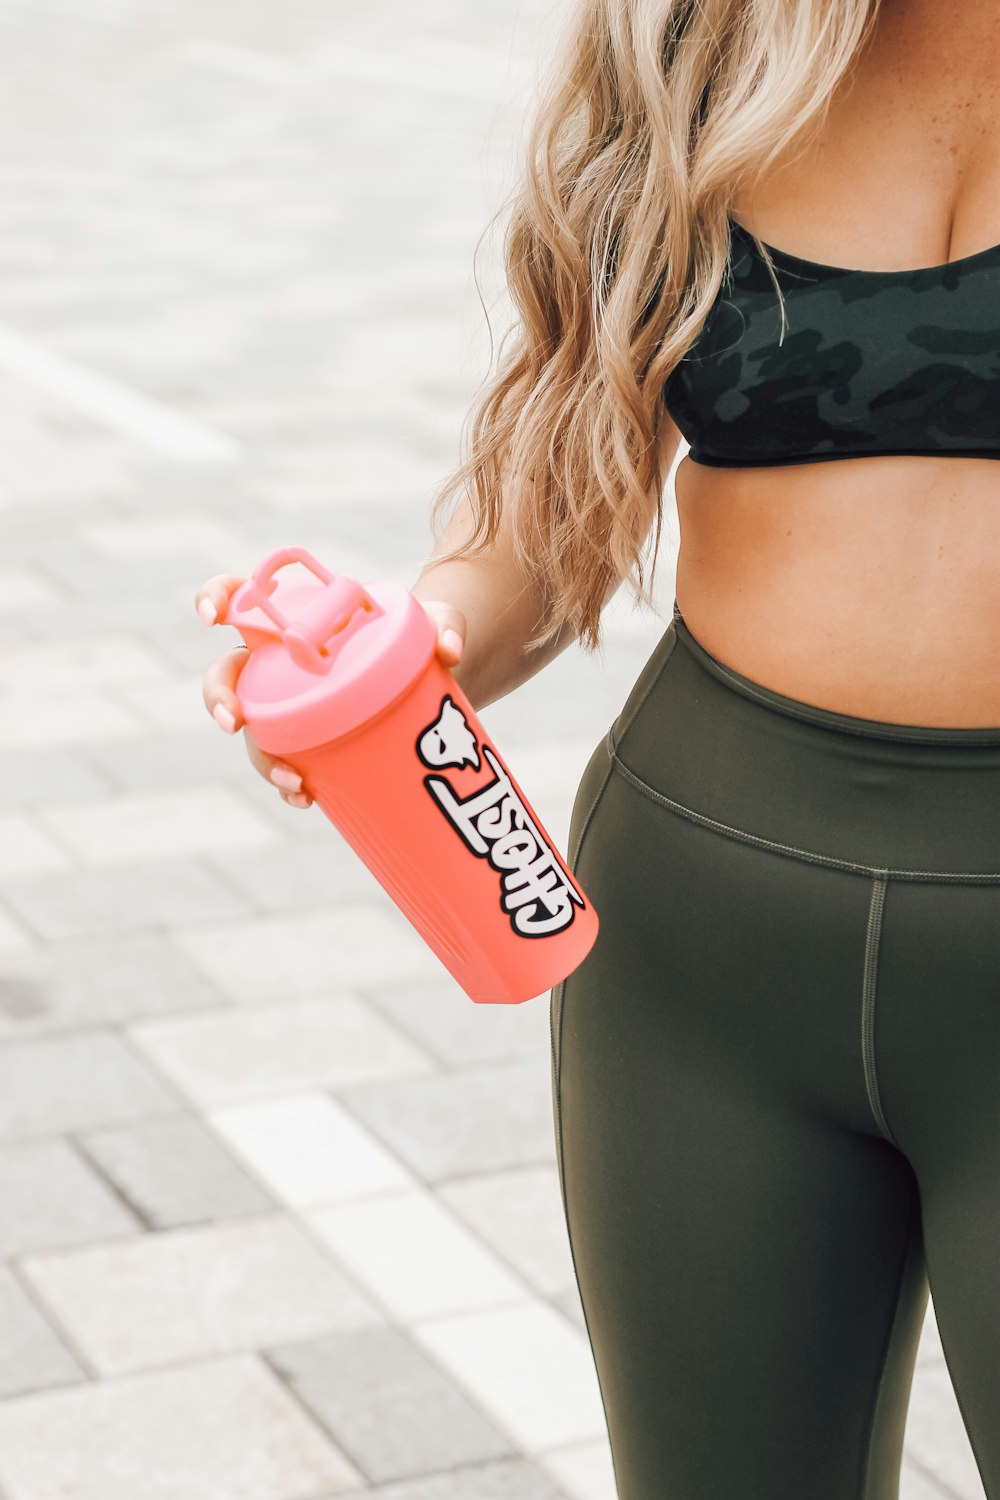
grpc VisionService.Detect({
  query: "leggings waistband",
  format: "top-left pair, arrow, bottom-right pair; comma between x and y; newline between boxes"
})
605,604 -> 1000,878
670,601 -> 1000,746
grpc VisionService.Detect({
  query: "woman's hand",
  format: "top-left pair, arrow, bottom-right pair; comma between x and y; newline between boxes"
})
194,575 -> 467,810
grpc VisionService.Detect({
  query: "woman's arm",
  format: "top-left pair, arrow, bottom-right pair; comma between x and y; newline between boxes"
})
411,491 -> 576,714
412,409 -> 684,713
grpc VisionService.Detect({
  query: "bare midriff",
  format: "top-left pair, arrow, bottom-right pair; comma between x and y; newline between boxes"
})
673,453 -> 1000,727
671,0 -> 1000,728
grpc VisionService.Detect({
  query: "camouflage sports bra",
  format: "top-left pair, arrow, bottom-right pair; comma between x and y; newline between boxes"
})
662,216 -> 1000,467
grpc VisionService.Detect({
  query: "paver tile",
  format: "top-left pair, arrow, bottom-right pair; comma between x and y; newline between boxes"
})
82,725 -> 258,793
306,1187 -> 528,1322
78,1112 -> 275,1228
0,1139 -> 141,1258
0,637 -> 168,696
0,1353 -> 364,1500
1,855 -> 250,939
20,1214 -> 383,1376
209,1090 -> 416,1208
337,1056 -> 556,1181
128,994 -> 435,1107
0,909 -> 34,957
362,974 -> 550,1068
0,1265 -> 85,1399
267,1325 -> 515,1483
0,930 -> 224,1038
0,1031 -> 177,1141
0,745 -> 109,811
436,1165 -> 576,1299
903,1353 -> 987,1500
413,1300 -> 607,1453
536,1440 -> 618,1500
900,1459 -> 954,1500
37,785 -> 278,865
203,836 -> 390,913
0,816 -> 71,880
171,903 -> 444,1001
0,692 -> 141,752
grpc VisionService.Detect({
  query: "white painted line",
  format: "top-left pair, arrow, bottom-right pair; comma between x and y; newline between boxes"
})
189,39 -> 534,106
0,325 -> 243,464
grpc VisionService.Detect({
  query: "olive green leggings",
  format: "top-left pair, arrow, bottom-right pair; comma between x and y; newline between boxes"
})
550,603 -> 999,1500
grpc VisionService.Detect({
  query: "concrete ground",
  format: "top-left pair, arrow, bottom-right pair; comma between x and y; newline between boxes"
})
0,0 -> 988,1496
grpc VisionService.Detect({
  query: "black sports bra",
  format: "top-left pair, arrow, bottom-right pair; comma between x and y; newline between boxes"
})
662,216 -> 1000,467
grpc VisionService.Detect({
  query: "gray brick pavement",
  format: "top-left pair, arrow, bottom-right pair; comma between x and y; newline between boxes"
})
266,1326 -> 517,1483
0,0 -> 987,1496
0,1265 -> 87,1399
77,1112 -> 276,1227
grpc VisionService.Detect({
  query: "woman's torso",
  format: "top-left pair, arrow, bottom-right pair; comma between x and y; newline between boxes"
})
672,0 -> 1000,726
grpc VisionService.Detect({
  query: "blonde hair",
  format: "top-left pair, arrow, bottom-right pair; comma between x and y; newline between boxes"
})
426,0 -> 882,656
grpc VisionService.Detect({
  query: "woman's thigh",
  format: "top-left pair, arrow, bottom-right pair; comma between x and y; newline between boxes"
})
551,745 -> 931,1500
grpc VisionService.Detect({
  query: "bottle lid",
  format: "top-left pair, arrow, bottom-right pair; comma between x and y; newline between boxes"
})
219,545 -> 435,754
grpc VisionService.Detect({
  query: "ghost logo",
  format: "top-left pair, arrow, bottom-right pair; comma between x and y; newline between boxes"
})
416,695 -> 585,939
416,694 -> 481,771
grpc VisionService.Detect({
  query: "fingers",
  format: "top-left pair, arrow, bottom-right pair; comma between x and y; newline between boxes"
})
198,576 -> 468,817
202,660 -> 313,807
243,724 -> 313,809
197,577 -> 313,809
200,642 -> 249,733
193,572 -> 246,629
414,598 -> 467,668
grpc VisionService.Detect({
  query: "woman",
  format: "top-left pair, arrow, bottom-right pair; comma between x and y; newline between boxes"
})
196,0 -> 999,1494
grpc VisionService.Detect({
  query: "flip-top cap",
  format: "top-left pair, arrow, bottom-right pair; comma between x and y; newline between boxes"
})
219,545 -> 435,754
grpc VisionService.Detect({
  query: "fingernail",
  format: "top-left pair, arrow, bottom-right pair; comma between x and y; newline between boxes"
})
442,628 -> 463,659
213,703 -> 236,733
198,597 -> 217,626
287,792 -> 311,809
270,767 -> 302,792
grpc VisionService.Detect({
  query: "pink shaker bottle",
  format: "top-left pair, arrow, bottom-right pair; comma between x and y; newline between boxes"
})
218,545 -> 599,1004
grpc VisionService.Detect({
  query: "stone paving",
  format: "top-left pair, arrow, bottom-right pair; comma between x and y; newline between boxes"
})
0,1 -> 989,1497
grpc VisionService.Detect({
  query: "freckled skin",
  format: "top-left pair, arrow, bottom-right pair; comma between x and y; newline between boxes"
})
674,0 -> 1000,726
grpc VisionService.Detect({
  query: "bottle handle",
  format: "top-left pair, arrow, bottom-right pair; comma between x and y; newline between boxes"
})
243,546 -> 384,674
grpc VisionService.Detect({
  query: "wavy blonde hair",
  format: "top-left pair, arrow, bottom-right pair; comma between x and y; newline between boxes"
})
426,0 -> 882,656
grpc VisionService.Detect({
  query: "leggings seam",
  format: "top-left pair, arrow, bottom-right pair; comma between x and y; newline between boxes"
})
607,729 -> 1000,884
861,875 -> 899,1147
858,1194 -> 919,1500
